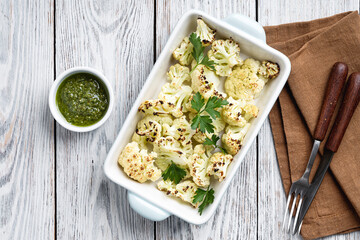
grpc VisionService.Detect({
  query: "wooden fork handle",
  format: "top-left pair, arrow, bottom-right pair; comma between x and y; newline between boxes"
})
325,73 -> 360,152
314,62 -> 348,141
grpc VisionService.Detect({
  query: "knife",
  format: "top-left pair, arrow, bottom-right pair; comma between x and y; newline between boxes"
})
293,72 -> 360,234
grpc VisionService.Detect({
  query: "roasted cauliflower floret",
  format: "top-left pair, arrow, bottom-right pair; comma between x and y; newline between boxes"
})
191,64 -> 227,100
206,152 -> 233,182
173,37 -> 194,66
158,83 -> 192,117
187,145 -> 212,187
242,57 -> 261,72
167,64 -> 191,87
175,180 -> 199,207
131,132 -> 148,149
118,142 -> 161,183
221,97 -> 258,126
224,58 -> 280,100
222,123 -> 251,155
157,179 -> 199,207
224,65 -> 265,101
153,136 -> 188,170
135,115 -> 173,142
195,19 -> 216,46
190,112 -> 226,143
138,99 -> 175,116
258,60 -> 280,81
191,64 -> 220,89
157,179 -> 177,195
208,39 -> 242,76
163,116 -> 195,148
242,103 -> 259,121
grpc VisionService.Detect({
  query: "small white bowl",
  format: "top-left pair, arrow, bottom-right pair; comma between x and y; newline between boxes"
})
49,67 -> 114,132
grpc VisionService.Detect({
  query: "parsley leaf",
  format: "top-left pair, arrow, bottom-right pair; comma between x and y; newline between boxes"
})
198,115 -> 214,133
191,92 -> 205,113
191,114 -> 214,133
204,135 -> 228,154
193,186 -> 215,215
204,135 -> 219,146
162,162 -> 187,184
189,33 -> 216,72
192,188 -> 207,204
200,55 -> 216,71
190,92 -> 228,134
189,33 -> 204,62
203,96 -> 229,120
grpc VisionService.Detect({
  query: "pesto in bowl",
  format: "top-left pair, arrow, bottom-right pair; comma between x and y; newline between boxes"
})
56,73 -> 109,126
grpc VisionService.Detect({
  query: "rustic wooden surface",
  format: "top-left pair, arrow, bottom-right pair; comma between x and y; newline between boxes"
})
0,0 -> 359,239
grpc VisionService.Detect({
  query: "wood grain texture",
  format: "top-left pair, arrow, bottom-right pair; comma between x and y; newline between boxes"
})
314,62 -> 348,141
325,72 -> 360,152
155,1 -> 258,239
0,0 -> 55,239
0,0 -> 359,239
55,0 -> 155,239
257,1 -> 360,239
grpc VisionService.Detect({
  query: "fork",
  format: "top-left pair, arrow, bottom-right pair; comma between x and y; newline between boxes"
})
282,62 -> 348,234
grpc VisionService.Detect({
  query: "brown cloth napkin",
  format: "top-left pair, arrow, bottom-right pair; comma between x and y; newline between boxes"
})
264,11 -> 360,239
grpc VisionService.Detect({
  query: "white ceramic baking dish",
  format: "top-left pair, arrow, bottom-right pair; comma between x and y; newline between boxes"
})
104,10 -> 291,224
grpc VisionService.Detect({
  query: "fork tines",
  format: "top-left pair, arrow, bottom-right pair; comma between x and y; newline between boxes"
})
282,190 -> 304,234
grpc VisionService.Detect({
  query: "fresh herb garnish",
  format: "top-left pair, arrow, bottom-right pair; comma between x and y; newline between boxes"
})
190,92 -> 228,133
204,135 -> 228,154
189,33 -> 216,72
193,186 -> 215,215
162,162 -> 187,184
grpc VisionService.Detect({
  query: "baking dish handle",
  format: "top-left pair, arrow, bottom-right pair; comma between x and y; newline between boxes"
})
128,191 -> 170,221
223,14 -> 266,42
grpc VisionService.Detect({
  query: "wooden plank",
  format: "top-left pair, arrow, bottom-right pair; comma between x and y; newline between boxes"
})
55,1 -> 155,239
0,0 -> 55,239
155,1 -> 257,239
257,1 -> 360,240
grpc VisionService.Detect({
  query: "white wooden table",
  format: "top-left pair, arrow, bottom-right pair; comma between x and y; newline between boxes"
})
1,0 -> 359,239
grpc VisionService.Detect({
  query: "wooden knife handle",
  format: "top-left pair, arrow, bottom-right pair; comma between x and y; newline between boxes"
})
314,62 -> 348,141
325,73 -> 360,152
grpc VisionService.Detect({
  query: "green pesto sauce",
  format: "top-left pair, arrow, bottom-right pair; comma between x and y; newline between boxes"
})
56,73 -> 109,126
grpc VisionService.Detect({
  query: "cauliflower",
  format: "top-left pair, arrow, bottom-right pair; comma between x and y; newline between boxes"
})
157,179 -> 199,207
195,19 -> 216,46
131,132 -> 148,149
224,58 -> 280,100
158,83 -> 192,117
191,64 -> 227,100
118,142 -> 161,183
208,39 -> 242,76
258,60 -> 280,81
167,64 -> 191,87
173,37 -> 194,66
242,103 -> 259,121
163,116 -> 195,148
190,112 -> 225,143
153,136 -> 188,170
224,65 -> 265,101
206,152 -> 233,182
222,123 -> 251,155
242,57 -> 261,72
187,145 -> 212,187
135,114 -> 173,142
221,97 -> 258,126
138,99 -> 175,116
175,180 -> 199,207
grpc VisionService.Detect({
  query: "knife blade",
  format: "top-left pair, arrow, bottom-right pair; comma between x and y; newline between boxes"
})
293,72 -> 360,234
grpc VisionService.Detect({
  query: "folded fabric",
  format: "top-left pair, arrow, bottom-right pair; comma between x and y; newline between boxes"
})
264,11 -> 360,239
